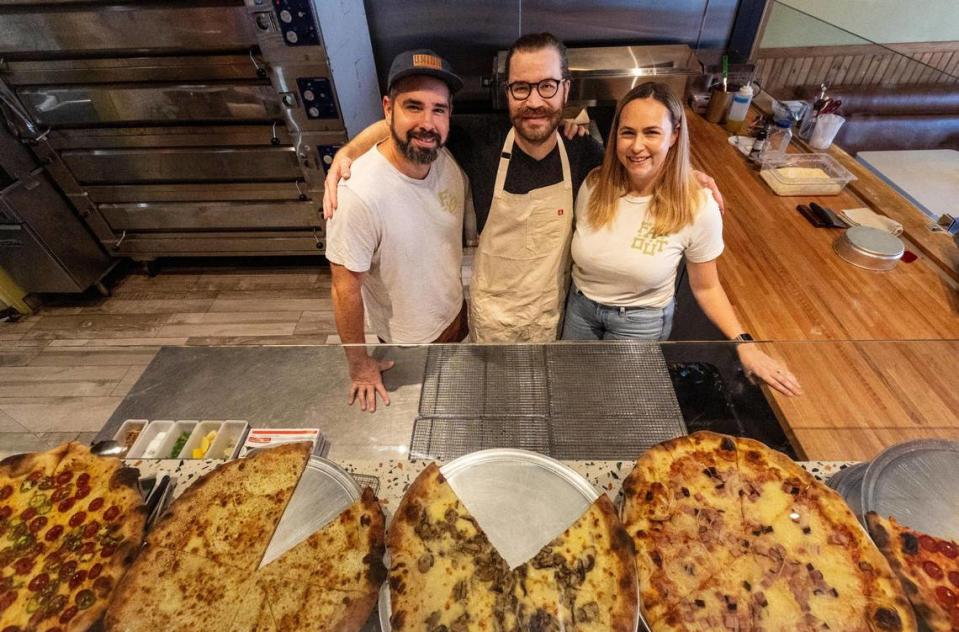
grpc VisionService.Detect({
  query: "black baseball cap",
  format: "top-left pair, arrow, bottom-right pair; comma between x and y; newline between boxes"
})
387,49 -> 463,94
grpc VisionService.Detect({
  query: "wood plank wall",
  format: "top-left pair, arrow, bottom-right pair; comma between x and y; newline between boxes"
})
755,41 -> 959,97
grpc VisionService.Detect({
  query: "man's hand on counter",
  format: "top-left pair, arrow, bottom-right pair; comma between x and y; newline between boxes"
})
347,353 -> 394,413
737,344 -> 803,397
693,170 -> 726,214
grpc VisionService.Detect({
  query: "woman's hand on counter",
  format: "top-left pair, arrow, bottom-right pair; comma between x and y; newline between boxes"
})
737,344 -> 803,397
692,170 -> 726,214
347,354 -> 394,413
323,154 -> 353,219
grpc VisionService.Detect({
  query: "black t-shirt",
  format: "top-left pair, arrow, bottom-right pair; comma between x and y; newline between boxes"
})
445,115 -> 605,233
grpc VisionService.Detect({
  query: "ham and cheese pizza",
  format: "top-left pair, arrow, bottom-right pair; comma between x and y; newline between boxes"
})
623,431 -> 916,632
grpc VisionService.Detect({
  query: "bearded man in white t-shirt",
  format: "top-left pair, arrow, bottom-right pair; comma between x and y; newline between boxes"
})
326,50 -> 475,413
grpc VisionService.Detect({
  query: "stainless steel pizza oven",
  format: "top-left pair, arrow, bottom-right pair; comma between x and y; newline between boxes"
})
0,0 -> 380,259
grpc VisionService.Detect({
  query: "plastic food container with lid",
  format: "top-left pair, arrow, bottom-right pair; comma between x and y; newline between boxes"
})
759,153 -> 856,196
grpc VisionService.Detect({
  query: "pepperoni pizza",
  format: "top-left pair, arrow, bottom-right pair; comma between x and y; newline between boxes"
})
0,443 -> 146,632
867,513 -> 959,632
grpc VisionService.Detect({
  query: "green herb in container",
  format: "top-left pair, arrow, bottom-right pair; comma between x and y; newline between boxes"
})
170,431 -> 190,458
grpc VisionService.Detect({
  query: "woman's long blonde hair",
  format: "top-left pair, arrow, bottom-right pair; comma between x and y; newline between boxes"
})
586,82 -> 700,236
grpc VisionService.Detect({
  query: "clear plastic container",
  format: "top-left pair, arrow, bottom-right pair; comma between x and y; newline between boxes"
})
761,120 -> 793,161
759,153 -> 856,196
127,420 -> 174,459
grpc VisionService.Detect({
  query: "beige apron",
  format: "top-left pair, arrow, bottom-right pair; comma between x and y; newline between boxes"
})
470,128 -> 574,342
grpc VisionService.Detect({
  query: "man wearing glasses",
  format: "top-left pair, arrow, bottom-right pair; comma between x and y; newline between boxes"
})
324,33 -> 721,342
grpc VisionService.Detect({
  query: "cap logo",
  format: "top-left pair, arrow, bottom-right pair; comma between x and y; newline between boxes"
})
412,54 -> 442,70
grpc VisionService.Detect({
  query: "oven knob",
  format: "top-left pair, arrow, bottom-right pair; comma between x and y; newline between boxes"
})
285,30 -> 298,44
279,9 -> 292,23
303,90 -> 315,101
308,107 -> 320,117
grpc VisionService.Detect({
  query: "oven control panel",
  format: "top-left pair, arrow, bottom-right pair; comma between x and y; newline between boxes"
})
296,78 -> 338,119
317,144 -> 343,175
272,0 -> 319,46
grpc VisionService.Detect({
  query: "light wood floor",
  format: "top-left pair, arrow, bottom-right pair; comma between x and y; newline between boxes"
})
0,260 -> 340,458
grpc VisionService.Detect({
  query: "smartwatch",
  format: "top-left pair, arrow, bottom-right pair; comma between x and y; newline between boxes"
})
734,333 -> 754,342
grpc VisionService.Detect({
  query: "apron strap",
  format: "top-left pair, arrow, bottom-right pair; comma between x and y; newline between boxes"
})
492,128 -> 515,199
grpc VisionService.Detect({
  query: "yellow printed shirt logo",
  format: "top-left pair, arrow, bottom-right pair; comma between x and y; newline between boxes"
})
412,54 -> 442,70
631,220 -> 668,255
438,189 -> 459,214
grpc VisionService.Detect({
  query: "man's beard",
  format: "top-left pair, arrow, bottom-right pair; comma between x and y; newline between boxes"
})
511,104 -> 562,144
392,124 -> 443,165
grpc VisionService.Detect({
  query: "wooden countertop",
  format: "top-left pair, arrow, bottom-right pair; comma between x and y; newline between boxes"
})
761,340 -> 959,461
686,111 -> 959,460
687,110 -> 959,341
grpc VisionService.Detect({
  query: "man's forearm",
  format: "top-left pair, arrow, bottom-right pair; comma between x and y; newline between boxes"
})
339,119 -> 389,160
331,281 -> 370,368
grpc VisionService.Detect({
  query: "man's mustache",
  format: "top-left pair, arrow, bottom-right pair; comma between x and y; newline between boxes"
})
407,129 -> 441,142
518,106 -> 557,118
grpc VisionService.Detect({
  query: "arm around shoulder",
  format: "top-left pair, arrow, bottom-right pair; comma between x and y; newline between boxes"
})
323,119 -> 390,218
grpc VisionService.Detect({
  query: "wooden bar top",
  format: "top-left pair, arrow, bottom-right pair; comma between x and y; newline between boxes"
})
760,340 -> 959,461
686,110 -> 959,460
687,109 -> 959,341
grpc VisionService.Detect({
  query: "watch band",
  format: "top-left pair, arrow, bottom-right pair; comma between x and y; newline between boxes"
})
734,333 -> 754,342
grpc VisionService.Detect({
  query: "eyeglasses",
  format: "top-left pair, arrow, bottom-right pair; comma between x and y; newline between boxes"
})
506,78 -> 565,100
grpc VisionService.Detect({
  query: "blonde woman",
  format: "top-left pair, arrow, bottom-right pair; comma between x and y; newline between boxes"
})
562,82 -> 801,396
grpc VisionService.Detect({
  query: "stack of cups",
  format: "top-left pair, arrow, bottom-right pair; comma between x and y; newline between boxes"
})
809,114 -> 845,150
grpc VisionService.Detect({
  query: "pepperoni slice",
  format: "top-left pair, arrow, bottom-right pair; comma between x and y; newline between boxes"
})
27,573 -> 49,593
924,560 -> 945,580
100,545 -> 116,558
103,506 -> 120,522
28,470 -> 43,482
0,590 -> 16,612
58,605 -> 78,624
83,522 -> 99,539
87,498 -> 104,512
43,525 -> 64,542
937,586 -> 958,607
54,472 -> 72,486
941,541 -> 959,559
950,570 -> 959,588
21,508 -> 37,522
49,628 -> 65,632
29,517 -> 48,534
68,512 -> 86,528
56,498 -> 74,513
918,535 -> 939,552
2,626 -> 23,632
67,570 -> 87,591
76,473 -> 90,486
73,487 -> 91,501
13,557 -> 34,575
0,485 -> 12,501
0,505 -> 12,520
50,487 -> 71,504
93,576 -> 113,597
87,563 -> 102,580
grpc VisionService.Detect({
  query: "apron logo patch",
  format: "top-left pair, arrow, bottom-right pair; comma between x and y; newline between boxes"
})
557,208 -> 564,216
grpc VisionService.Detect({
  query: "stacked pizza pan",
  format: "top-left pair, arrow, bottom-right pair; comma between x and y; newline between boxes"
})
3,433 -> 957,631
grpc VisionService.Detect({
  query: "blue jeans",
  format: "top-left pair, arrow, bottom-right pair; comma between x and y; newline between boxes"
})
561,286 -> 675,341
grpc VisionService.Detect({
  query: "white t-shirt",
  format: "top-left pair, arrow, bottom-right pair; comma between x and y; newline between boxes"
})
570,179 -> 724,308
326,145 -> 469,343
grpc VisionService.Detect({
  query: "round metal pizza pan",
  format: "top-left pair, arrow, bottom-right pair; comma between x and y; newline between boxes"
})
440,448 -> 599,568
258,455 -> 361,567
379,450 -> 642,631
861,439 -> 959,540
827,462 -> 868,518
